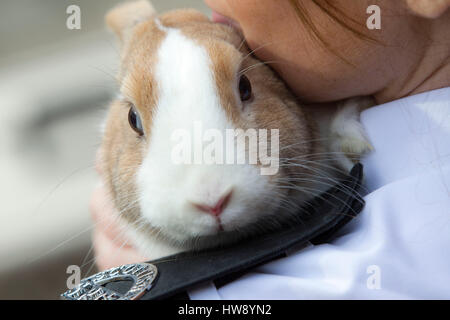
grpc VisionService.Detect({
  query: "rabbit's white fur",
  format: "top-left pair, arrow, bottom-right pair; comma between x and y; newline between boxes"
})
100,1 -> 373,260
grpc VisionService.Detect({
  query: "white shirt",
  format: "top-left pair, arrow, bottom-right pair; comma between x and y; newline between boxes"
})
188,87 -> 450,299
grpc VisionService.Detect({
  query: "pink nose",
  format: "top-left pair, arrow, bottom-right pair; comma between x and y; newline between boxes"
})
192,191 -> 233,217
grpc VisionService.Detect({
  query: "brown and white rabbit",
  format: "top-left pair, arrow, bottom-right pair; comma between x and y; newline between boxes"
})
98,0 -> 373,260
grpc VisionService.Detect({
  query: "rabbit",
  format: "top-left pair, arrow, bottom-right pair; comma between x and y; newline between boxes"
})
98,0 -> 373,260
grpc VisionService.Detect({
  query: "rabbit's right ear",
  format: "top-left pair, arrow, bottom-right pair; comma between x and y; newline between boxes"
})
106,0 -> 156,41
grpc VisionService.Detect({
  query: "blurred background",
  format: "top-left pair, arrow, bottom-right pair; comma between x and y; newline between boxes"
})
0,0 -> 208,299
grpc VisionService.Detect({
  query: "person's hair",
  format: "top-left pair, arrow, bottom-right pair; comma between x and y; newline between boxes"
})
288,0 -> 377,62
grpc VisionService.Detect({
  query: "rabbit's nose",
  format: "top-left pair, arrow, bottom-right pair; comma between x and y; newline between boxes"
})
191,190 -> 233,217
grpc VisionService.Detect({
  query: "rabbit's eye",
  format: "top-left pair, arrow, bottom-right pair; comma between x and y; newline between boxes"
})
128,106 -> 144,136
239,75 -> 252,102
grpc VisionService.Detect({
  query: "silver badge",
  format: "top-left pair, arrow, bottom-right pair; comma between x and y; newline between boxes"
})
61,263 -> 158,300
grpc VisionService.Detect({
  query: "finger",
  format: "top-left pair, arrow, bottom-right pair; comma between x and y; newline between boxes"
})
89,183 -> 134,246
93,227 -> 148,271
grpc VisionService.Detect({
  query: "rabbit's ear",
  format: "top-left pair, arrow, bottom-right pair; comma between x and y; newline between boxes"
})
106,0 -> 156,41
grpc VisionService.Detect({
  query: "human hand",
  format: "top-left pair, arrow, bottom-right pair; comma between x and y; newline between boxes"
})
89,159 -> 147,271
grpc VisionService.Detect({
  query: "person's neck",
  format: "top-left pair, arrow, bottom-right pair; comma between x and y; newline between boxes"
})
374,11 -> 450,104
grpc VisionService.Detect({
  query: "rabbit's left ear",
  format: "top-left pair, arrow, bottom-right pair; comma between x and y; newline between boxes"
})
106,0 -> 156,41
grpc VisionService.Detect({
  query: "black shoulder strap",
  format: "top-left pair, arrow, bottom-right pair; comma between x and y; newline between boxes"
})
63,164 -> 364,300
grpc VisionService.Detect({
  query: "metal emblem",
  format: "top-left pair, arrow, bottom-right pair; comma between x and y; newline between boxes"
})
61,263 -> 157,300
